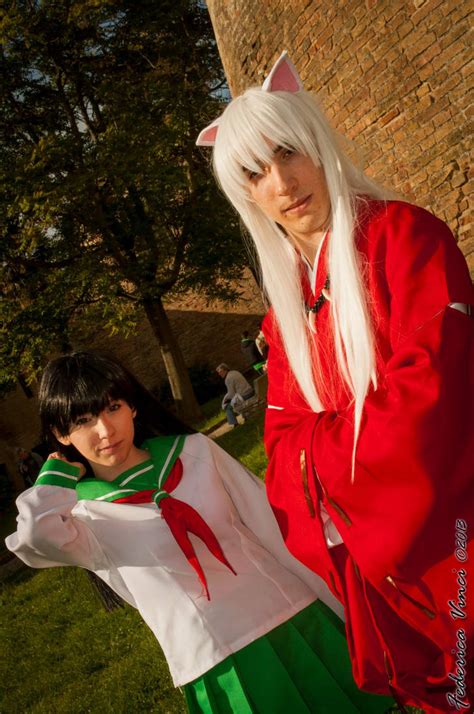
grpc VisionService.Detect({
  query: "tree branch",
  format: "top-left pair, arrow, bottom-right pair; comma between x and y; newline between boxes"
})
55,70 -> 83,145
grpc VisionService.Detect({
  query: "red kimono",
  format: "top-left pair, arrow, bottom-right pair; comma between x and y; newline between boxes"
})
263,200 -> 474,713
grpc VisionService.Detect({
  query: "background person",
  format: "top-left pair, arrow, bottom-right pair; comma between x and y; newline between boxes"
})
198,52 -> 473,713
255,325 -> 269,360
240,330 -> 262,367
215,362 -> 254,427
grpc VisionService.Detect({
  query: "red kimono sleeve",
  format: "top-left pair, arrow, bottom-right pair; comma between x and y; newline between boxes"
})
264,202 -> 474,588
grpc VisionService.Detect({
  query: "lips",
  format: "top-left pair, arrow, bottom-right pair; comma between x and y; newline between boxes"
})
283,194 -> 311,213
99,441 -> 123,454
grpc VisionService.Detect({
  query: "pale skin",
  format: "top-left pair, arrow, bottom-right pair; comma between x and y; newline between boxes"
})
52,400 -> 150,482
244,145 -> 331,266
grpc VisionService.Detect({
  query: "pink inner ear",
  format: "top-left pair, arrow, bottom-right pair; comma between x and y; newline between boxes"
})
203,125 -> 219,142
196,122 -> 220,146
270,63 -> 300,92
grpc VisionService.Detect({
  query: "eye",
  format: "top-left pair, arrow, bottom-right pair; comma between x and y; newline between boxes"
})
280,146 -> 296,160
107,402 -> 122,413
74,415 -> 92,427
242,166 -> 260,181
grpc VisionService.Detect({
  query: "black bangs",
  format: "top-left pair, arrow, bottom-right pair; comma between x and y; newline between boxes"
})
39,352 -> 137,438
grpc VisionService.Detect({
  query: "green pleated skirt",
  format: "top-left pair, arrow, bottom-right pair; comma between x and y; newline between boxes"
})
184,600 -> 394,714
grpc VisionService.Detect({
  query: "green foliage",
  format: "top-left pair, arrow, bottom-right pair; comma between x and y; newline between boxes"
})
0,0 -> 247,393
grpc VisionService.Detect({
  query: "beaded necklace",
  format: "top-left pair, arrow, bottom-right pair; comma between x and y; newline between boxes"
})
305,275 -> 330,314
303,227 -> 330,316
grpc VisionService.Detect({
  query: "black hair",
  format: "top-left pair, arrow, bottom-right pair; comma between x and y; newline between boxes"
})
38,350 -> 195,610
39,351 -> 194,464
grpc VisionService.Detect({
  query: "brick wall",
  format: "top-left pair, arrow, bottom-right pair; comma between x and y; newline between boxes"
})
0,276 -> 265,490
206,0 -> 472,271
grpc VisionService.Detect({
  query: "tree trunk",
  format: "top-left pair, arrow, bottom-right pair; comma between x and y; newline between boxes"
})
142,297 -> 202,423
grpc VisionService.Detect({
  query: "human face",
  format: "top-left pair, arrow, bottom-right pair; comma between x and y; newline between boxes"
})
55,400 -> 143,481
244,146 -> 331,256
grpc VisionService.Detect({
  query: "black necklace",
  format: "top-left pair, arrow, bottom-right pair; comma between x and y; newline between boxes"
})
305,275 -> 330,314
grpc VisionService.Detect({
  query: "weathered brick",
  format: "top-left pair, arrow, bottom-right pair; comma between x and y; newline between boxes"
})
446,4 -> 471,24
411,0 -> 445,26
404,32 -> 437,62
418,62 -> 435,82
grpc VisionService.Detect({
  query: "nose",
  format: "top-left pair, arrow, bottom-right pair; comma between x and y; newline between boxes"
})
268,162 -> 297,195
95,414 -> 116,440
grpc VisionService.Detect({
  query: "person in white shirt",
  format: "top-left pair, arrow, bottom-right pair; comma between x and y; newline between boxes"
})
6,351 -> 392,713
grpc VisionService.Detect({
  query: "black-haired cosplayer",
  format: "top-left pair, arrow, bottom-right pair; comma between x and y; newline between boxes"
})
6,351 -> 392,713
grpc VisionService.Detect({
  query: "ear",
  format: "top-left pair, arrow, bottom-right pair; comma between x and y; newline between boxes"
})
262,50 -> 303,93
52,428 -> 71,446
196,119 -> 221,146
132,407 -> 137,418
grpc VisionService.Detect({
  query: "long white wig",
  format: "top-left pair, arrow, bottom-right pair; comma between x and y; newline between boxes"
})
212,88 -> 392,468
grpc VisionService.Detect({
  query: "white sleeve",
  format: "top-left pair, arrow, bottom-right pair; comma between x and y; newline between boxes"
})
5,486 -> 102,570
204,435 -> 345,620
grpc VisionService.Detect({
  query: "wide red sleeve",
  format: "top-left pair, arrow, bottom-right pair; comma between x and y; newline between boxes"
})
264,202 -> 474,586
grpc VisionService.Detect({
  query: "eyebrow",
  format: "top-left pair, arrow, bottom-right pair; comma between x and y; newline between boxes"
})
241,145 -> 293,176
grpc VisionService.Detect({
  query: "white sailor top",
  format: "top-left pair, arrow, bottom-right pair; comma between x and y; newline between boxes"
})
6,433 -> 342,686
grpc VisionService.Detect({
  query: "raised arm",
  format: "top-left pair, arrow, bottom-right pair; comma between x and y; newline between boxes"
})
5,458 -> 101,570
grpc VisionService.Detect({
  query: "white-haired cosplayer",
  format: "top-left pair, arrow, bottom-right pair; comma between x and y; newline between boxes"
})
198,52 -> 474,713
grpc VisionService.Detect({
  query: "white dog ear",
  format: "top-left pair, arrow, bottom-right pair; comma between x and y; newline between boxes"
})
262,50 -> 303,93
196,119 -> 221,146
196,51 -> 303,147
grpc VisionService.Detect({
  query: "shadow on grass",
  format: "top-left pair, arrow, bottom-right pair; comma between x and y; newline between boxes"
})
0,564 -> 37,589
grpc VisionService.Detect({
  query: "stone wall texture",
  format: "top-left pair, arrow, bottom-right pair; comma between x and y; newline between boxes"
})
206,0 -> 473,271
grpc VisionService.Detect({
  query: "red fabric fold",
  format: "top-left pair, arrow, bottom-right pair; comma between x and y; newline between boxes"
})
161,496 -> 236,599
114,458 -> 235,599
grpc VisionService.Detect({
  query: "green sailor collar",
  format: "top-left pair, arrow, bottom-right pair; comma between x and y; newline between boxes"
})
35,458 -> 82,489
34,435 -> 186,502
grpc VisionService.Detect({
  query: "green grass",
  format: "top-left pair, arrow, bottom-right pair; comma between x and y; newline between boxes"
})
193,395 -> 226,433
0,567 -> 184,713
214,412 -> 267,480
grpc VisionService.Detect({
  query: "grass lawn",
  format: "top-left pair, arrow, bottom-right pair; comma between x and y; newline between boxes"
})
0,407 -> 417,713
194,396 -> 225,433
215,412 -> 267,480
0,567 -> 184,713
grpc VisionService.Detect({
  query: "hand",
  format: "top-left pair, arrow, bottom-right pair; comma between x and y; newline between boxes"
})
48,452 -> 87,478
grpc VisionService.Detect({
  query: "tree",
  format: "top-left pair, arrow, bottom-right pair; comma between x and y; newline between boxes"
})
0,0 -> 247,420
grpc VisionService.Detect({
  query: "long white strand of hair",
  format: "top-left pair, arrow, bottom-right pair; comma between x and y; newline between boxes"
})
213,88 -> 391,479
